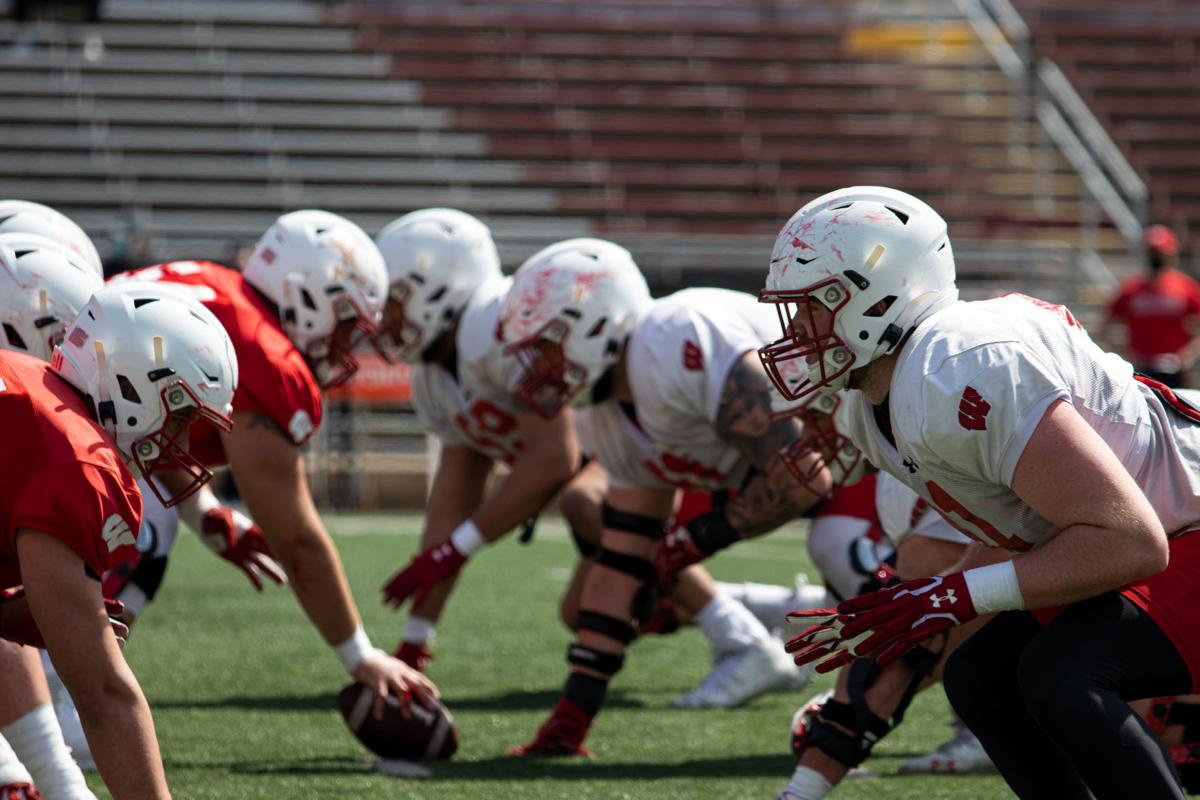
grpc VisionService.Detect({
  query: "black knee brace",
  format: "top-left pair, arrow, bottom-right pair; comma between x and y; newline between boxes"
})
809,639 -> 945,768
566,642 -> 626,678
601,503 -> 666,540
594,546 -> 659,625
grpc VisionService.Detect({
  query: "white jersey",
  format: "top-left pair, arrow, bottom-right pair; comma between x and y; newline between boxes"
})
875,471 -> 971,547
576,288 -> 787,491
410,277 -> 526,464
842,294 -> 1200,551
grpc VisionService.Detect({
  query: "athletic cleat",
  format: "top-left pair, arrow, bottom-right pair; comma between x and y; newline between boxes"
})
672,636 -> 805,709
717,575 -> 829,634
898,723 -> 995,775
790,689 -> 834,759
508,698 -> 593,757
0,784 -> 43,800
394,641 -> 435,672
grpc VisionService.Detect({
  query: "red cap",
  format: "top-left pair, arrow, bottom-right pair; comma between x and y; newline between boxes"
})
1144,224 -> 1179,256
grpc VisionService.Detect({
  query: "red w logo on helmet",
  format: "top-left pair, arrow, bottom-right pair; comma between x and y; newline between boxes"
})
958,386 -> 991,431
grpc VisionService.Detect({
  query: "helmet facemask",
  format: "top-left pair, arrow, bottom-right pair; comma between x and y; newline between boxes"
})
128,380 -> 234,508
507,318 -> 588,419
305,291 -> 380,389
374,280 -> 440,364
759,277 -> 856,401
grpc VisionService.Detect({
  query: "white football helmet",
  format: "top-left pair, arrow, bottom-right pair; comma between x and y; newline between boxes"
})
52,281 -> 239,507
0,199 -> 103,278
759,186 -> 957,400
0,233 -> 103,362
500,238 -> 651,418
374,208 -> 501,363
243,209 -> 387,388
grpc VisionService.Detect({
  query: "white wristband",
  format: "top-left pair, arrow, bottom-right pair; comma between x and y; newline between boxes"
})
175,483 -> 221,534
449,520 -> 485,557
334,624 -> 378,674
963,561 -> 1025,615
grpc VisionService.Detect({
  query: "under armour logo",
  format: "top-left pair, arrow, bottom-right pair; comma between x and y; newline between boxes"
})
958,386 -> 991,431
929,589 -> 957,608
902,457 -> 918,474
102,514 -> 136,552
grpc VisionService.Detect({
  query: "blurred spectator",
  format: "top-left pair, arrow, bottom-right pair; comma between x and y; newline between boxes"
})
1103,224 -> 1200,387
102,226 -> 155,278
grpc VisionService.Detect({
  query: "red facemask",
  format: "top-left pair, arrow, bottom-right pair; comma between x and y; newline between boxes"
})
758,278 -> 854,401
131,381 -> 234,508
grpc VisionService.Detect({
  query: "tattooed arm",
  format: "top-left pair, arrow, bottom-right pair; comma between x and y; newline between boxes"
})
714,351 -> 831,537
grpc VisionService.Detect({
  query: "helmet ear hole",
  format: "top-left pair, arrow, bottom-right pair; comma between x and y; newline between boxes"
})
585,317 -> 607,338
299,288 -> 318,312
863,296 -> 897,318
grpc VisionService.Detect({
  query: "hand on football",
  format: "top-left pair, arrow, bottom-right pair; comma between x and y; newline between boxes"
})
654,526 -> 706,588
785,572 -> 979,673
381,541 -> 467,610
353,650 -> 441,721
0,589 -> 128,649
201,507 -> 287,591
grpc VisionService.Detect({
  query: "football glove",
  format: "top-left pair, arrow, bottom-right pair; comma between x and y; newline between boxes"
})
0,589 -> 127,649
382,540 -> 467,610
786,572 -> 979,673
200,507 -> 287,591
654,511 -> 740,588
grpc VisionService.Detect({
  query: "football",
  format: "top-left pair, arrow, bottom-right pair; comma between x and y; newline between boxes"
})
336,683 -> 458,761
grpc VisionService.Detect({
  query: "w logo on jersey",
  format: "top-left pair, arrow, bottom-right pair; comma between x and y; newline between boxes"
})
682,340 -> 703,371
102,514 -> 136,552
958,386 -> 991,431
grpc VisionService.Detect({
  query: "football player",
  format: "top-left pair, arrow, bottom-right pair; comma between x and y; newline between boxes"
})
0,233 -> 105,797
374,213 -> 784,697
1,280 -> 239,799
119,210 -> 438,721
504,241 -> 831,756
769,186 -> 1200,799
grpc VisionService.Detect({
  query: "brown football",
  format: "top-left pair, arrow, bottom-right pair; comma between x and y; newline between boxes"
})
336,682 -> 458,760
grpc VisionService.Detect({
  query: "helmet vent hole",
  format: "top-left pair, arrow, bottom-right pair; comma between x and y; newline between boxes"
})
562,308 -> 583,320
408,271 -> 426,285
116,374 -> 141,403
831,203 -> 853,210
428,286 -> 447,302
586,317 -> 607,338
299,288 -> 318,311
13,249 -> 34,259
863,296 -> 897,318
937,242 -> 948,252
2,323 -> 27,350
885,206 -> 909,224
133,298 -> 159,309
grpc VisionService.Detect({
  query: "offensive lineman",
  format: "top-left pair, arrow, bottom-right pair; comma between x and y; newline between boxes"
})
772,186 -> 1200,799
119,210 -> 437,721
503,243 -> 829,756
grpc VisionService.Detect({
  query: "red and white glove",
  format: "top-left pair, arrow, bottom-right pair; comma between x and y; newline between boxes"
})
200,507 -> 287,591
382,521 -> 484,610
786,572 -> 980,673
382,540 -> 466,610
1,588 -> 128,649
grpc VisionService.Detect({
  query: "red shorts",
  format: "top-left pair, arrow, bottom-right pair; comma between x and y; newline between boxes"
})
1120,531 -> 1200,692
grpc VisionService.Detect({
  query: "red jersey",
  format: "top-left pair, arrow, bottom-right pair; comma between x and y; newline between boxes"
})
1107,269 -> 1200,364
0,351 -> 142,589
119,261 -> 323,464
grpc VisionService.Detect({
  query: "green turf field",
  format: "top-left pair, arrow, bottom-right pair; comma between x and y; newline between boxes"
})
93,513 -> 1013,799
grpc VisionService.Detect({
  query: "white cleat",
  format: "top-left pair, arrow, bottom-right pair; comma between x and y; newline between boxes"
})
898,724 -> 995,775
672,636 -> 807,709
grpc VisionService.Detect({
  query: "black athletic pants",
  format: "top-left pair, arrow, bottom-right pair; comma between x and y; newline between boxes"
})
944,592 -> 1192,800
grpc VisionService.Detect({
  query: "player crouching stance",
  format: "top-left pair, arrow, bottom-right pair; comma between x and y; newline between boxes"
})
121,210 -> 437,731
506,242 -> 830,756
770,186 -> 1200,799
0,280 -> 240,799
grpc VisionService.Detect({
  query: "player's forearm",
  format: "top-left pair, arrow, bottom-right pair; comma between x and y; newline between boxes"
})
471,445 -> 577,540
272,522 -> 361,646
725,460 -> 824,538
68,665 -> 170,799
1012,521 -> 1168,609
